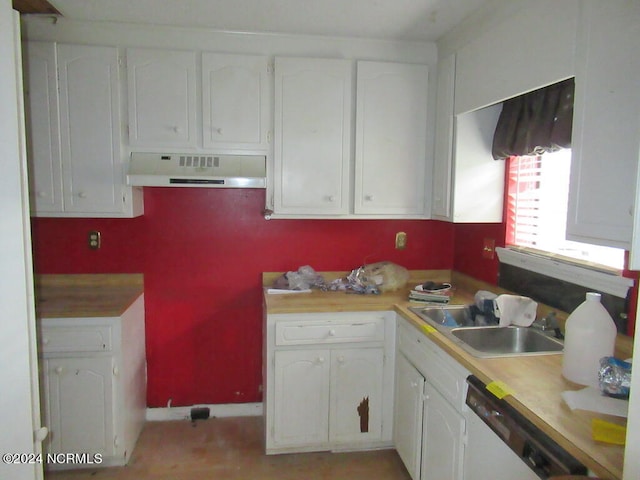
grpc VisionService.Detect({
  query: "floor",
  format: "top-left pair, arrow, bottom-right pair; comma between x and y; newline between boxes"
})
45,416 -> 411,480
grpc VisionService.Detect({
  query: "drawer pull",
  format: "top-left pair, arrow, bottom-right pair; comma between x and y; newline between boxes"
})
337,355 -> 345,364
316,356 -> 325,364
328,329 -> 336,337
42,338 -> 50,345
54,366 -> 63,375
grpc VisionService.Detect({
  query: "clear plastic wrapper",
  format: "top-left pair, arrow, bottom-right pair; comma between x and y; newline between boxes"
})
598,356 -> 631,399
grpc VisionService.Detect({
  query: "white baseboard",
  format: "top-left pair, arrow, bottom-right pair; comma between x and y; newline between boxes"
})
146,402 -> 263,421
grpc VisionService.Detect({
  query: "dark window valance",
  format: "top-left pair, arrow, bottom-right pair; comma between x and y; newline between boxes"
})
492,78 -> 574,160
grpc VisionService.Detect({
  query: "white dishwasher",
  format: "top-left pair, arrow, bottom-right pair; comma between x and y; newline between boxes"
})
464,375 -> 587,480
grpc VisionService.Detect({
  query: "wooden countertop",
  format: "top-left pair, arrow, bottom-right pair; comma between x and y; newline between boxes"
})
35,274 -> 144,318
263,270 -> 629,480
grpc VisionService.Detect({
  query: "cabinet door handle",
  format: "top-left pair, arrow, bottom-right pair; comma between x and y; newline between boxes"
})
42,338 -> 50,345
172,126 -> 181,134
411,381 -> 419,388
113,366 -> 119,377
364,194 -> 374,202
316,356 -> 325,364
337,355 -> 345,364
54,366 -> 63,375
78,192 -> 87,199
328,329 -> 336,337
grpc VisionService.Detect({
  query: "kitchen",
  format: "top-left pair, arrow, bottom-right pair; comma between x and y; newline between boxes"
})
2,0 -> 640,479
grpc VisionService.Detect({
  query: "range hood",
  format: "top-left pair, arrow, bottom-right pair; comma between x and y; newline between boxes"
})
127,153 -> 266,188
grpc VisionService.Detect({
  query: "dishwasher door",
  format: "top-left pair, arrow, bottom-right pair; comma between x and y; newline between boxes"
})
465,410 -> 539,480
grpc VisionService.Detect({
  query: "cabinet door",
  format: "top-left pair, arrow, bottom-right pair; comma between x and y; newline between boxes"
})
202,53 -> 270,152
274,57 -> 351,215
42,356 -> 115,457
273,349 -> 330,447
126,48 -> 197,148
354,61 -> 429,216
421,383 -> 465,480
57,44 -> 125,214
330,347 -> 384,444
431,54 -> 455,220
567,0 -> 640,250
23,41 -> 63,214
394,353 -> 425,480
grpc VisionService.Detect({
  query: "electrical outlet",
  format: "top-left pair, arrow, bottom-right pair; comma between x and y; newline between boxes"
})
482,238 -> 495,259
395,232 -> 407,250
88,231 -> 101,250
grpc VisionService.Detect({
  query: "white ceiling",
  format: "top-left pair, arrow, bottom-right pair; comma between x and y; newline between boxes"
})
45,0 -> 492,43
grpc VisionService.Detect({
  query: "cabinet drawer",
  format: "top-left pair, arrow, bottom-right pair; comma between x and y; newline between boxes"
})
275,317 -> 385,346
397,320 -> 469,412
40,325 -> 112,353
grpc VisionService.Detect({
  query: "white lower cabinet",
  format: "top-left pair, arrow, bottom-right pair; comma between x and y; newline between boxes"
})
394,316 -> 469,480
265,311 -> 394,454
42,356 -> 115,458
39,295 -> 146,469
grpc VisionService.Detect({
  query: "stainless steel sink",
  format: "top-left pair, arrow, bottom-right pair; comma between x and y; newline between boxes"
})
408,305 -> 564,358
450,326 -> 563,358
409,305 -> 473,328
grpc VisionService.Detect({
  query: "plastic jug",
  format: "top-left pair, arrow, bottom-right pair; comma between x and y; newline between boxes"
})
562,292 -> 617,387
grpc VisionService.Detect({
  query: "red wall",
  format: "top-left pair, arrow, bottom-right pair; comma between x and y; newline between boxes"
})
452,223 -> 504,284
31,188 -> 455,407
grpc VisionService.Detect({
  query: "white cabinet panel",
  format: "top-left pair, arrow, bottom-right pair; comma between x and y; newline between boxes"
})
394,353 -> 425,480
431,53 -> 455,220
421,384 -> 465,480
451,104 -> 504,223
126,48 -> 197,148
43,356 -> 114,457
23,41 -> 62,213
354,61 -> 429,215
57,44 -> 128,215
202,53 -> 270,152
273,349 -> 330,447
274,57 -> 352,215
567,0 -> 640,250
330,348 -> 384,443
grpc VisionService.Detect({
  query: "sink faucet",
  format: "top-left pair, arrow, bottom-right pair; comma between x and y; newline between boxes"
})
532,312 -> 564,339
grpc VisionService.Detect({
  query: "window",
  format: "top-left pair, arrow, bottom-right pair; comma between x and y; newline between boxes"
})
506,149 -> 625,271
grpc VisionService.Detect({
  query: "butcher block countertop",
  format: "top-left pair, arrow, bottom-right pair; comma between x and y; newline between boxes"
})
263,270 -> 631,480
35,274 -> 144,318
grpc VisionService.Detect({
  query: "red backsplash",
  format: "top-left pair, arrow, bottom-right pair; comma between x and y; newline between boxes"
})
31,188 -> 456,407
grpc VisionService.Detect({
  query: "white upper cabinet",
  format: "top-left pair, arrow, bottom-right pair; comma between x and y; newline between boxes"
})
24,42 -> 141,218
354,61 -> 429,216
57,44 -> 128,215
567,0 -> 640,250
273,57 -> 352,215
23,41 -> 62,213
273,57 -> 430,218
126,48 -> 198,148
202,53 -> 270,152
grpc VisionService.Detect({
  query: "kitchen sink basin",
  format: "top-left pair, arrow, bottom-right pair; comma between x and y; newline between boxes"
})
450,326 -> 564,358
409,305 -> 473,328
408,305 -> 564,358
